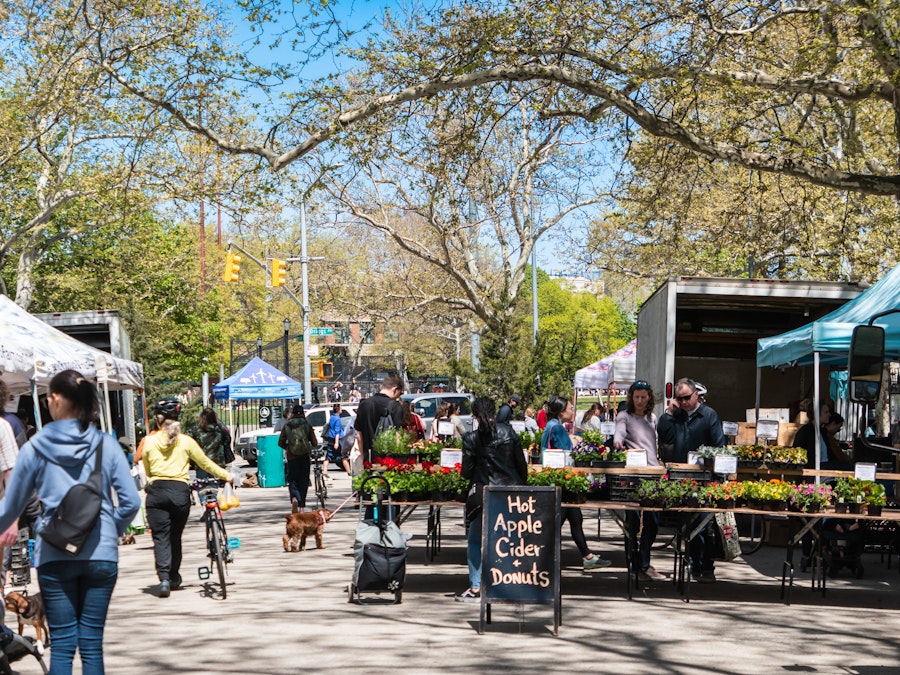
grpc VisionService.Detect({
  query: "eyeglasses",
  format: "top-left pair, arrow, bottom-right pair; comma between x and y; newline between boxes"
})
633,381 -> 651,390
674,393 -> 695,402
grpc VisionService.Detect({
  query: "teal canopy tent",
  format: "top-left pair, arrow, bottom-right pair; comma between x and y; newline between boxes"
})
756,264 -> 900,470
757,264 -> 900,368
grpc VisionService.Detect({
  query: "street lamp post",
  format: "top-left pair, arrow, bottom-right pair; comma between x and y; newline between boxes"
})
282,317 -> 291,377
256,336 -> 262,359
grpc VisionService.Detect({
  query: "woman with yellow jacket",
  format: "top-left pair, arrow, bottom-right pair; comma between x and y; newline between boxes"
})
142,398 -> 232,597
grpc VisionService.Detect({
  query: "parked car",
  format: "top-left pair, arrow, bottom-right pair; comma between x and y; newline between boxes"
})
234,404 -> 358,466
400,392 -> 474,438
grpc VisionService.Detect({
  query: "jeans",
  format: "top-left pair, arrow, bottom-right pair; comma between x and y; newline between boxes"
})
38,560 -> 118,675
145,480 -> 191,584
286,456 -> 311,508
466,513 -> 483,590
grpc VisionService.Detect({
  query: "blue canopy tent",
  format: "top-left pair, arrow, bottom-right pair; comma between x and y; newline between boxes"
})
214,357 -> 303,434
214,357 -> 303,400
756,263 -> 900,469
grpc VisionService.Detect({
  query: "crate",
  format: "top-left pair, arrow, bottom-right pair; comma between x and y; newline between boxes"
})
667,469 -> 715,484
607,474 -> 648,502
8,528 -> 31,587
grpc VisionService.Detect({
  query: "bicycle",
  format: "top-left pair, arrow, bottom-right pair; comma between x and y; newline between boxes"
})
192,478 -> 232,599
310,445 -> 328,509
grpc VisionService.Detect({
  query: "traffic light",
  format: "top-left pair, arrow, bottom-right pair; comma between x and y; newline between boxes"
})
317,362 -> 333,379
223,253 -> 241,282
270,258 -> 287,287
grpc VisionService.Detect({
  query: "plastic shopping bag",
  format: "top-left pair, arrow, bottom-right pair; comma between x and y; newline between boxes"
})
218,483 -> 240,511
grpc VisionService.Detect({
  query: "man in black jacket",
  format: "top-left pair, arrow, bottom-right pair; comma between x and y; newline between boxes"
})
657,378 -> 726,583
353,373 -> 404,463
495,394 -> 521,424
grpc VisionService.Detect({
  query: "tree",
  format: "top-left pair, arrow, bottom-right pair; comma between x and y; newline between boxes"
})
91,1 -> 900,197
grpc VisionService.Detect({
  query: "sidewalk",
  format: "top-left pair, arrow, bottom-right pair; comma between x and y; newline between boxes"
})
11,474 -> 900,674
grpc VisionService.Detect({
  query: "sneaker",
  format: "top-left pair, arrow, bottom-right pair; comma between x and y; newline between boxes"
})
696,571 -> 716,584
158,580 -> 171,598
638,566 -> 666,582
455,588 -> 480,603
583,555 -> 612,571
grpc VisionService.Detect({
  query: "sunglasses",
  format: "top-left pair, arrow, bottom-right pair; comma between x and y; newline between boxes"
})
633,381 -> 651,390
674,393 -> 695,402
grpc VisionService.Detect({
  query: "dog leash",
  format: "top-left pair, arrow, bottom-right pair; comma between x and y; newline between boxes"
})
326,490 -> 357,521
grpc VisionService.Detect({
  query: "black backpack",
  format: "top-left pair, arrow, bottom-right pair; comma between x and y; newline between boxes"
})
375,409 -> 395,436
40,437 -> 103,556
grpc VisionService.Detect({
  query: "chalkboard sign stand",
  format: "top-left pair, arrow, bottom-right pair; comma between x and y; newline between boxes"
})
478,486 -> 561,635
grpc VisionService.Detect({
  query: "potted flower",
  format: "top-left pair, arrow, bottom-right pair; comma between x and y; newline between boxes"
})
526,468 -> 590,502
735,445 -> 767,467
865,482 -> 887,516
770,445 -> 807,467
833,477 -> 868,513
600,448 -> 627,464
695,445 -> 733,469
706,481 -> 742,509
570,439 -> 604,467
411,439 -> 445,463
789,483 -> 832,513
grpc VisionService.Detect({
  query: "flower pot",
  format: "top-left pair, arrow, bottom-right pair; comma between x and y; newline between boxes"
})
803,504 -> 821,514
848,503 -> 863,514
394,490 -> 411,502
867,505 -> 883,516
747,498 -> 763,510
715,498 -> 734,510
595,460 -> 626,467
686,496 -> 701,509
834,502 -> 849,514
639,497 -> 657,507
573,460 -> 591,468
764,500 -> 788,512
562,490 -> 587,504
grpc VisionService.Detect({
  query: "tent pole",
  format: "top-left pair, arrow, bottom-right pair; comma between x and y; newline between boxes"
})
103,380 -> 113,433
754,367 -> 761,442
31,380 -> 42,432
814,351 -> 821,483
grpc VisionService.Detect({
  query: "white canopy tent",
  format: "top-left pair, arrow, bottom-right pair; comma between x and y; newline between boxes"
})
0,295 -> 144,431
573,340 -> 637,390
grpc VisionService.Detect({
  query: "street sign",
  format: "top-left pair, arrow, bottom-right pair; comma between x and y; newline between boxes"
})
309,327 -> 334,336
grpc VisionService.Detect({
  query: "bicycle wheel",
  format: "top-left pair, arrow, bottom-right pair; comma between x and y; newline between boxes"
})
315,466 -> 327,509
736,513 -> 765,555
207,516 -> 228,599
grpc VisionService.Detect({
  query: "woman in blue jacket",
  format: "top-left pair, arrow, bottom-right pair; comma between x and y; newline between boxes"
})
0,370 -> 141,675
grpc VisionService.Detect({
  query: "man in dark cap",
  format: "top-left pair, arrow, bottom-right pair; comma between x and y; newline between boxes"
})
496,394 -> 522,424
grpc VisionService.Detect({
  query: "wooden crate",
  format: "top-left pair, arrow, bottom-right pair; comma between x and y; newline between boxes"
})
735,422 -> 800,447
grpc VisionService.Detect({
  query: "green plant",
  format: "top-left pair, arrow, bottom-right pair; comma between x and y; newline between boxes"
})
790,483 -> 832,512
411,439 -> 444,462
581,429 -> 605,446
373,428 -> 415,456
526,468 -> 590,492
570,439 -> 604,462
867,482 -> 887,506
694,445 -> 733,459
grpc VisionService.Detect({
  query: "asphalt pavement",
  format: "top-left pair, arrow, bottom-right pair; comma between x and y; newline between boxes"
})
8,472 -> 900,674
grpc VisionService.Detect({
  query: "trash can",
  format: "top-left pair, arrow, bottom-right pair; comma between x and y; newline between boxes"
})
255,434 -> 285,488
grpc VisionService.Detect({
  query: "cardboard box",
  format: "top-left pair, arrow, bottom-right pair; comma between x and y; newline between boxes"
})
734,421 -> 798,446
746,408 -> 791,424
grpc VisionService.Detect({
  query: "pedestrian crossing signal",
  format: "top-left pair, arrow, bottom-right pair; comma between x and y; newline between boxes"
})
317,362 -> 333,379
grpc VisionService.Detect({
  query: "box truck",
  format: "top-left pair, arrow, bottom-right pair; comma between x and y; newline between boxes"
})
34,309 -> 140,447
636,277 -> 867,424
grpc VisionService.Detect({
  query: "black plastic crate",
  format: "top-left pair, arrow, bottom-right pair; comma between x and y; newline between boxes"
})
667,469 -> 716,485
607,475 -> 647,502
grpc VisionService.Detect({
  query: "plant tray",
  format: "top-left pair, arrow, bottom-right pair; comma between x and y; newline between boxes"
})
607,474 -> 648,502
667,469 -> 715,484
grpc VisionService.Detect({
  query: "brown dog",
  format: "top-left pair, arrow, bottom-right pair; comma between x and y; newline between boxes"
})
283,509 -> 332,552
4,591 -> 49,646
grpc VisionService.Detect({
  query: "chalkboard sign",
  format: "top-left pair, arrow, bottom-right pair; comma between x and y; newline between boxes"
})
479,486 -> 561,635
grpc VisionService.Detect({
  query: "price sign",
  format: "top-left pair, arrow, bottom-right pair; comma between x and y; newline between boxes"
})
722,421 -> 739,437
756,419 -> 779,440
600,422 -> 616,436
714,455 -> 738,475
542,451 -> 567,468
626,450 -> 648,467
437,420 -> 456,437
687,452 -> 702,466
854,463 -> 877,481
441,450 -> 463,467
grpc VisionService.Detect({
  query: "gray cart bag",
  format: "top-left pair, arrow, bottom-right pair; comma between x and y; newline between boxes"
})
350,474 -> 406,604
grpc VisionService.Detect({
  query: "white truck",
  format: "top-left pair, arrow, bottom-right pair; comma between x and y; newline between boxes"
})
34,309 -> 140,447
636,277 -> 868,423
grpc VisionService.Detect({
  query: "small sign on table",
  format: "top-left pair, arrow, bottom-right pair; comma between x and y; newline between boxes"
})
756,419 -> 780,440
714,455 -> 738,475
854,463 -> 877,481
722,421 -> 739,437
599,422 -> 616,436
626,450 -> 648,467
441,450 -> 463,468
